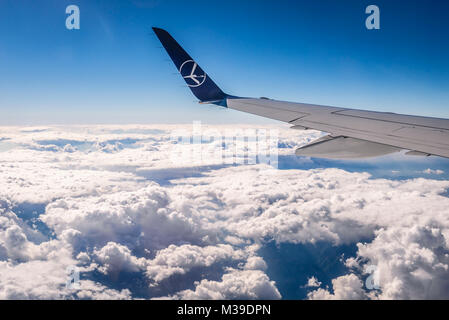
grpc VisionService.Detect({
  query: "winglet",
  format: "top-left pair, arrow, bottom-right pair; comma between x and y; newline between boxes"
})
152,27 -> 228,105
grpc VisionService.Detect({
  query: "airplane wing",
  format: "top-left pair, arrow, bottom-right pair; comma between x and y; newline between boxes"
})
153,27 -> 449,159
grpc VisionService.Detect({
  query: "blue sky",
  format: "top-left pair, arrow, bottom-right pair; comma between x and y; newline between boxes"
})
0,0 -> 448,125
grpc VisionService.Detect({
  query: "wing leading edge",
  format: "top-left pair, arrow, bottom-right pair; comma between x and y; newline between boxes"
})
153,27 -> 449,159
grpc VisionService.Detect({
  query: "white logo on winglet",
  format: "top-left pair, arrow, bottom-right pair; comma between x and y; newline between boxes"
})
179,60 -> 207,87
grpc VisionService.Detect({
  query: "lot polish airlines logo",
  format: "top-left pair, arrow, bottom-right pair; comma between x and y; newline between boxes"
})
180,60 -> 207,87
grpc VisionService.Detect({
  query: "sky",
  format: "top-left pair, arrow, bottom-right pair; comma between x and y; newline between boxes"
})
0,0 -> 448,125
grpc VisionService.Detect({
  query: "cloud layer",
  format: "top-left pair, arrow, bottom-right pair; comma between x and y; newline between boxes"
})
1,124 -> 449,299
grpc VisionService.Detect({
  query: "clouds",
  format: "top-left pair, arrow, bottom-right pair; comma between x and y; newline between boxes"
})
166,269 -> 282,300
0,259 -> 70,299
94,242 -> 147,275
0,163 -> 143,204
1,124 -> 449,299
0,210 -> 74,299
307,274 -> 367,300
244,256 -> 268,271
351,225 -> 449,299
74,281 -> 132,300
0,202 -> 132,299
423,168 -> 444,175
308,225 -> 449,300
170,165 -> 449,247
146,244 -> 245,283
42,183 -> 209,256
304,276 -> 321,288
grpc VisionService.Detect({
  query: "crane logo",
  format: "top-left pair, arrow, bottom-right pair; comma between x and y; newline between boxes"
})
180,60 -> 207,87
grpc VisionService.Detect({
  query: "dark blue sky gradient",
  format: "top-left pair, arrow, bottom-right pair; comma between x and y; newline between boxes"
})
0,0 -> 448,124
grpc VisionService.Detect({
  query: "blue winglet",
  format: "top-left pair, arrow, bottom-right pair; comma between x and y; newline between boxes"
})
152,27 -> 228,105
